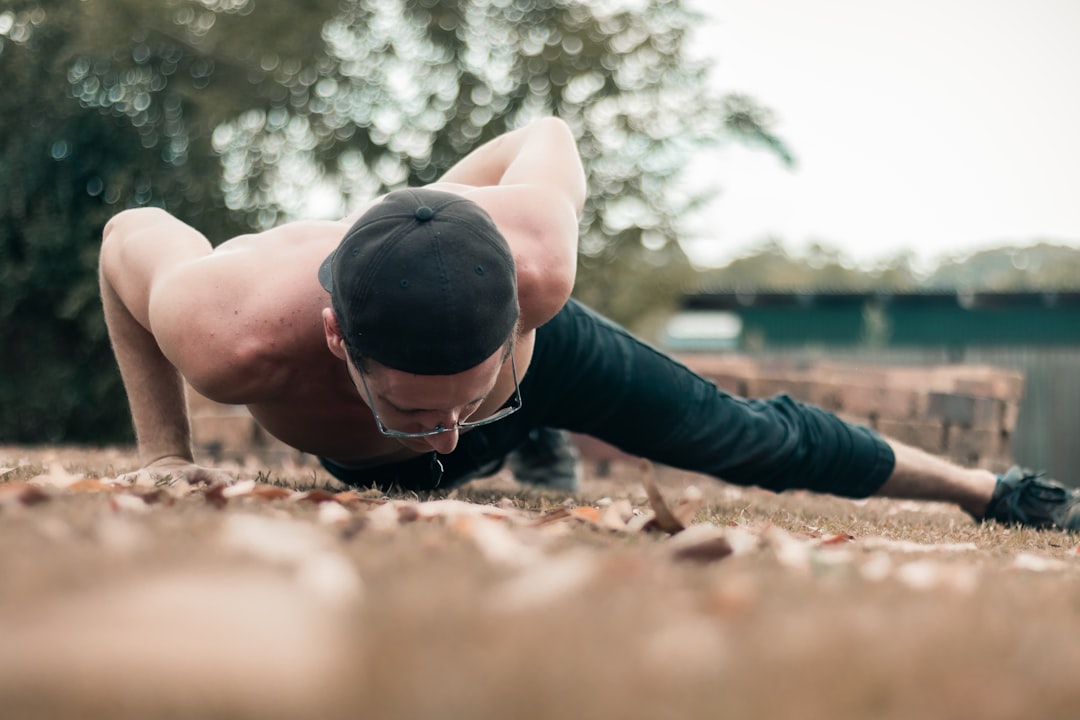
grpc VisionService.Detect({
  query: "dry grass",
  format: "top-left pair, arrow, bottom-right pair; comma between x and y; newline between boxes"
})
3,445 -> 1080,720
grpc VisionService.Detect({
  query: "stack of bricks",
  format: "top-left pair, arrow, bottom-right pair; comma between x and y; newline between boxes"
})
574,355 -> 1024,475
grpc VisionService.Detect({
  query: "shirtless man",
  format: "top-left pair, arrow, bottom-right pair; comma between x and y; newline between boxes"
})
100,117 -> 1080,531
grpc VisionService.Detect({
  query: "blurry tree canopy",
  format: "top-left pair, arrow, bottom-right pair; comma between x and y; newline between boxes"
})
695,239 -> 1080,294
1,0 -> 790,443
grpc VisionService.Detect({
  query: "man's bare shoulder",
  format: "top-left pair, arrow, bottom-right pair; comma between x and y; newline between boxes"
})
151,219 -> 346,403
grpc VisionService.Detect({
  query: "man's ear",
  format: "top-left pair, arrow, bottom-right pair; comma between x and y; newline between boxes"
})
323,308 -> 348,360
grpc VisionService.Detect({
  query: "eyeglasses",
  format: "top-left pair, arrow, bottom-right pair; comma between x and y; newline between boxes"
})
356,354 -> 522,438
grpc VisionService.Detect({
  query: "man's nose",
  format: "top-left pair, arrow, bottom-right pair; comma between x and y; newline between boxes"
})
425,426 -> 460,455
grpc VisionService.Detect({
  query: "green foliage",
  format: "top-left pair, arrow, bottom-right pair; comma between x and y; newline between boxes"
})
697,239 -> 1080,294
925,243 -> 1080,291
697,238 -> 921,293
1,0 -> 786,443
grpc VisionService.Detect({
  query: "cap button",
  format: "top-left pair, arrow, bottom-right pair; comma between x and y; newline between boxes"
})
414,206 -> 435,222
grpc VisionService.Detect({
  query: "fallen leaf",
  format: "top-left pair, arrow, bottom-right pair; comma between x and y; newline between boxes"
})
669,524 -> 734,563
570,506 -> 602,523
817,532 -> 856,546
294,489 -> 341,504
222,479 -> 257,498
0,482 -> 51,508
531,508 -> 572,527
0,467 -> 16,478
68,478 -> 119,493
640,461 -> 684,534
250,485 -> 295,501
204,483 -> 229,509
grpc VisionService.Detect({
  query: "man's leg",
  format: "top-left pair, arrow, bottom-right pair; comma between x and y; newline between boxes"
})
507,427 -> 581,491
523,300 -> 1080,530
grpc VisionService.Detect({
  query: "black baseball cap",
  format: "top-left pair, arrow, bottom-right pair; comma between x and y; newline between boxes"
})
319,188 -> 519,375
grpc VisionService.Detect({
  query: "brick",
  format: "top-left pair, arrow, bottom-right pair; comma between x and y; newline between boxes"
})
837,385 -> 918,421
1002,402 -> 1022,433
945,425 -> 1002,465
970,396 -> 1005,430
876,419 -> 946,454
926,393 -> 976,427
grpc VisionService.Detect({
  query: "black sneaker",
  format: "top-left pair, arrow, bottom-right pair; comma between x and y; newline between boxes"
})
507,427 -> 581,492
982,466 -> 1080,532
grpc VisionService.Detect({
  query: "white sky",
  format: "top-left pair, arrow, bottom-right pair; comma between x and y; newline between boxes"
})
680,0 -> 1080,270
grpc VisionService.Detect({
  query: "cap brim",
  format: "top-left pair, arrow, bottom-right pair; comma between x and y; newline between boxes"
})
317,249 -> 335,293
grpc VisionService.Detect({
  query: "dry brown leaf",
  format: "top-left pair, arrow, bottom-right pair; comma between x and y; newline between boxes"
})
531,508 -> 573,527
570,506 -> 602,523
397,504 -> 421,523
0,481 -> 51,508
249,485 -> 295,501
68,478 -> 119,493
204,483 -> 229,509
817,532 -> 856,546
295,489 -> 341,504
331,489 -> 384,507
640,461 -> 684,534
672,535 -> 734,563
221,479 -> 257,498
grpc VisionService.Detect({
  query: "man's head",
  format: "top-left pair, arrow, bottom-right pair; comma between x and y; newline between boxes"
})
319,188 -> 519,375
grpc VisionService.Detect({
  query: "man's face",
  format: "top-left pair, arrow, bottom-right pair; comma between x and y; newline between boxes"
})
347,348 -> 509,456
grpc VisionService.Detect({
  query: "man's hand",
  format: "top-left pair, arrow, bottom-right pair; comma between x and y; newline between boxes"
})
117,456 -> 235,488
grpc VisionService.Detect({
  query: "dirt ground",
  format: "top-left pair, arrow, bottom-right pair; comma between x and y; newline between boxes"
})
3,445 -> 1080,720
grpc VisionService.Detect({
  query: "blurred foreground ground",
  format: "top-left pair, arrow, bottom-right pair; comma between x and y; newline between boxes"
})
3,445 -> 1080,720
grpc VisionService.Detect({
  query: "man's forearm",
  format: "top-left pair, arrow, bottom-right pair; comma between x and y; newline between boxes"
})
439,118 -> 564,188
100,265 -> 194,465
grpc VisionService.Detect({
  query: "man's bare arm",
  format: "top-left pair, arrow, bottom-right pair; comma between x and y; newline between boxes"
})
438,117 -> 586,212
99,208 -> 231,481
441,118 -> 586,328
